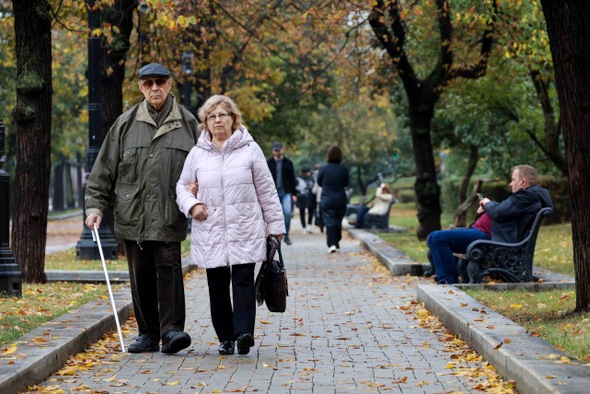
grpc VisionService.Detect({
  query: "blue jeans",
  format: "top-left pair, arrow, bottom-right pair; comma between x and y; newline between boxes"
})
426,228 -> 489,284
278,193 -> 292,236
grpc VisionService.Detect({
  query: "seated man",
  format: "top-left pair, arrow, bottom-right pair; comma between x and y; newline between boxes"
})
427,165 -> 553,284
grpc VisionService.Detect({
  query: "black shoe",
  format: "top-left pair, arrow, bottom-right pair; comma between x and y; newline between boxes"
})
161,329 -> 191,354
284,236 -> 292,245
128,335 -> 159,353
236,333 -> 254,355
219,340 -> 235,355
423,267 -> 435,278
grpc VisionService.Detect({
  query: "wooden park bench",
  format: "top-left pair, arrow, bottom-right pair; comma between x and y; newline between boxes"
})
454,207 -> 552,283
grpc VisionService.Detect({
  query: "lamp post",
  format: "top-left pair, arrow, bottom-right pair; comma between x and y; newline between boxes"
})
182,51 -> 193,114
0,117 -> 22,297
76,0 -> 118,260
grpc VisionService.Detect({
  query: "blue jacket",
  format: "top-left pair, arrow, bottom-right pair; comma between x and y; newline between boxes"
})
484,186 -> 553,243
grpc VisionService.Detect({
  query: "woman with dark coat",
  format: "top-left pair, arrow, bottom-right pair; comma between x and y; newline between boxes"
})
317,146 -> 350,253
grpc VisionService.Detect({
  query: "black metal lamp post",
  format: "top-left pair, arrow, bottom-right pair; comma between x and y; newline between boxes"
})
0,117 -> 22,297
76,0 -> 118,260
182,51 -> 193,114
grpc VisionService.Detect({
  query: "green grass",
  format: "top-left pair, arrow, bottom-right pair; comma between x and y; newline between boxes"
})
379,204 -> 574,277
466,288 -> 590,362
378,203 -> 453,265
45,237 -> 191,271
0,283 -> 118,345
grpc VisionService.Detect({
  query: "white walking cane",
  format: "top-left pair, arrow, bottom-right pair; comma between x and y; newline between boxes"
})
92,223 -> 126,352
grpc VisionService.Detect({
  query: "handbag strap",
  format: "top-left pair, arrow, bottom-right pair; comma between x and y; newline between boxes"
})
270,235 -> 285,269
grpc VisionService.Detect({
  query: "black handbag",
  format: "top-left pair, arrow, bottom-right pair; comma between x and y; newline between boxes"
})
255,236 -> 288,312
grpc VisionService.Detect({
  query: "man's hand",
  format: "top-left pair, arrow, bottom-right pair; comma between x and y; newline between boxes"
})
292,195 -> 297,203
85,214 -> 102,230
186,182 -> 199,197
190,204 -> 208,221
271,234 -> 284,242
478,198 -> 491,214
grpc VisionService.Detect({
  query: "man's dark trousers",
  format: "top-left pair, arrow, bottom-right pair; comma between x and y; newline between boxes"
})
124,240 -> 186,341
426,229 -> 489,283
206,263 -> 256,342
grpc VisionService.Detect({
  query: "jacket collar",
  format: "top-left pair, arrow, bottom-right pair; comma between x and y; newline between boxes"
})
136,94 -> 182,140
197,125 -> 253,153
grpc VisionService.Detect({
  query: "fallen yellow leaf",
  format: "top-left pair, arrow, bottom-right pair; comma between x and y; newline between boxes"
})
258,320 -> 272,324
165,382 -> 180,386
3,346 -> 17,355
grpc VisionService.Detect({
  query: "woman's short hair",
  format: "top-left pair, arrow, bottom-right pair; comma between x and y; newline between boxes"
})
327,146 -> 342,163
513,165 -> 537,186
197,95 -> 242,133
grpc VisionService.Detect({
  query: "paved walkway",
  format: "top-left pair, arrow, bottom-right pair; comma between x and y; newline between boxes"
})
27,224 -> 515,393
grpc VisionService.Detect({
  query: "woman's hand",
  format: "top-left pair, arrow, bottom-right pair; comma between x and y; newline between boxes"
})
186,182 -> 199,197
190,204 -> 208,220
271,234 -> 284,242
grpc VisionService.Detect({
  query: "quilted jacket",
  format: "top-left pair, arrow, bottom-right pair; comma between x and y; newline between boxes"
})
176,125 -> 285,268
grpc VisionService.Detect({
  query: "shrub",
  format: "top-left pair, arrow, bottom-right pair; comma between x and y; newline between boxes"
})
397,189 -> 416,203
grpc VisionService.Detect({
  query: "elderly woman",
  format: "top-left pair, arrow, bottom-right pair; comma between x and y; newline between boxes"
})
176,95 -> 285,355
317,146 -> 350,253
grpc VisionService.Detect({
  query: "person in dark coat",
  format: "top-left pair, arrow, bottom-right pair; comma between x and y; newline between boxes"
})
317,146 -> 350,253
295,166 -> 316,234
267,142 -> 297,245
427,165 -> 553,284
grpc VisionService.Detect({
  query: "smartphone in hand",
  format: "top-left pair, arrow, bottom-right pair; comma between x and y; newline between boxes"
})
477,193 -> 483,201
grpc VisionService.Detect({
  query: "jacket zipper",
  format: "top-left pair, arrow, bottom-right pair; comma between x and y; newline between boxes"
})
221,152 -> 230,266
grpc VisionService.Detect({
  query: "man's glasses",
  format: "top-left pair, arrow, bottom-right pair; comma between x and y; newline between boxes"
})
207,112 -> 231,122
139,78 -> 169,88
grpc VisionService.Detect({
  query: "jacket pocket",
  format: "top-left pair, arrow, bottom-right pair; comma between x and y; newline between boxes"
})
114,183 -> 140,226
165,189 -> 184,226
119,147 -> 138,180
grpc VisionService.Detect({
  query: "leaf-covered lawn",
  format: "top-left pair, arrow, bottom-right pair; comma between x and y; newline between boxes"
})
0,283 -> 120,345
381,204 -> 574,278
467,288 -> 590,362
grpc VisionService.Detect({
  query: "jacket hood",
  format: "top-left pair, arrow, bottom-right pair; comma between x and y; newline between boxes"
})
197,125 -> 253,153
525,186 -> 554,211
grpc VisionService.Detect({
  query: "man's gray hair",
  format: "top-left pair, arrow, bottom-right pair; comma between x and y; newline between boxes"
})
513,165 -> 537,187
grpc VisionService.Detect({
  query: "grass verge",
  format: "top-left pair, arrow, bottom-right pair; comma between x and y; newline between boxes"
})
44,237 -> 192,271
466,288 -> 590,362
0,282 -> 121,345
47,209 -> 82,218
379,204 -> 574,278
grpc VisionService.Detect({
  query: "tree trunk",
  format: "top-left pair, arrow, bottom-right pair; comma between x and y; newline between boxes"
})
11,0 -> 52,283
408,94 -> 441,240
457,144 -> 479,227
540,0 -> 590,311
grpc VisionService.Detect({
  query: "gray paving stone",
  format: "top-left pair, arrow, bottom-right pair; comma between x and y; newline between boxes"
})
22,223 -> 520,393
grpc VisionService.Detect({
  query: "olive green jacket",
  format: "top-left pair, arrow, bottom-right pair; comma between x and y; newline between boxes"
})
85,97 -> 199,242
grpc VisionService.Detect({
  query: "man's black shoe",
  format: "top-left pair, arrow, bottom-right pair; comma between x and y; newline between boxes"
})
284,236 -> 292,245
128,335 -> 159,353
219,340 -> 235,355
236,333 -> 255,355
161,329 -> 191,354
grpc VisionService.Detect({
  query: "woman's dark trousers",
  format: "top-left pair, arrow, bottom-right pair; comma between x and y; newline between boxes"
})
124,240 -> 186,341
326,225 -> 342,248
206,263 -> 256,342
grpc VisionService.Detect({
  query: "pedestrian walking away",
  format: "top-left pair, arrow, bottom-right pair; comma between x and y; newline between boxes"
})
295,166 -> 315,234
317,146 -> 350,253
176,95 -> 285,356
85,62 -> 197,354
267,141 -> 297,245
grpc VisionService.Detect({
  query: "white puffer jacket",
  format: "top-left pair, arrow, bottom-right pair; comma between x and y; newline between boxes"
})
176,126 -> 285,268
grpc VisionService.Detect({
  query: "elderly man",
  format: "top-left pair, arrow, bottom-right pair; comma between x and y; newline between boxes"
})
85,63 -> 198,353
427,165 -> 553,284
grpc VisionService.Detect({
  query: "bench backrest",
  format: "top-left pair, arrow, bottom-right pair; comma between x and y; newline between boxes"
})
522,206 -> 553,278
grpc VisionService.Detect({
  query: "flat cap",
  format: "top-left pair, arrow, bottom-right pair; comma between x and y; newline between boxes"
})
301,166 -> 311,173
138,63 -> 171,78
272,142 -> 283,150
